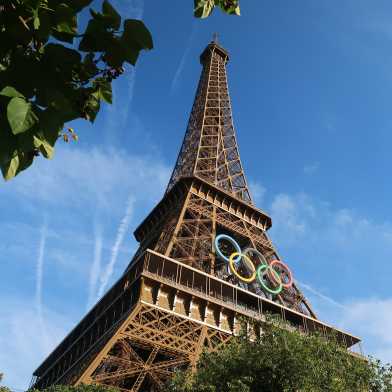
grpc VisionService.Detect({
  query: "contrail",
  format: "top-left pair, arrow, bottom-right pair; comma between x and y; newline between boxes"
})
113,0 -> 144,113
35,222 -> 50,350
35,224 -> 47,319
171,21 -> 198,94
104,0 -> 144,142
97,197 -> 134,299
296,279 -> 347,310
87,223 -> 103,310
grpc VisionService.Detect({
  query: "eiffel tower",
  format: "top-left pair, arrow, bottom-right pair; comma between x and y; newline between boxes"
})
32,38 -> 360,392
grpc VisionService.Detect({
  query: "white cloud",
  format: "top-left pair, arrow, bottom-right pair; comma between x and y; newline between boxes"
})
267,189 -> 392,363
3,146 -> 170,214
301,285 -> 392,363
0,298 -> 74,391
342,299 -> 392,346
0,145 -> 171,389
270,193 -> 307,244
1,145 -> 171,285
269,191 -> 392,254
249,180 -> 266,206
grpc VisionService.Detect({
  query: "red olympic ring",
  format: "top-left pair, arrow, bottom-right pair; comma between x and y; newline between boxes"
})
268,260 -> 293,289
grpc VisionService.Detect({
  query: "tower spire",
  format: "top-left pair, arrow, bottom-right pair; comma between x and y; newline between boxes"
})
166,40 -> 253,204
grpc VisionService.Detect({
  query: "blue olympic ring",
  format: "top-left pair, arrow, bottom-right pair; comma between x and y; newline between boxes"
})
215,234 -> 242,264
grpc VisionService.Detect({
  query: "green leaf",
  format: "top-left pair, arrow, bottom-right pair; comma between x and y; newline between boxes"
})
52,3 -> 78,43
7,98 -> 38,135
102,0 -> 121,30
80,53 -> 99,80
1,151 -> 34,181
194,0 -> 240,18
41,44 -> 81,80
0,86 -> 24,98
216,0 -> 241,15
34,8 -> 52,42
79,18 -> 112,52
122,19 -> 153,50
39,108 -> 64,146
30,6 -> 41,30
2,153 -> 20,180
34,16 -> 40,30
194,0 -> 215,18
93,79 -> 112,104
0,115 -> 17,163
84,94 -> 100,122
103,37 -> 129,67
121,19 -> 153,65
34,135 -> 54,159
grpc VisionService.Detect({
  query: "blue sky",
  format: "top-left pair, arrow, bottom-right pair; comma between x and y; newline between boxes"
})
2,0 -> 392,389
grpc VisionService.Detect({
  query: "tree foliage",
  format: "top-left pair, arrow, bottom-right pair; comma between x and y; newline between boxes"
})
167,318 -> 392,392
0,0 -> 240,181
194,0 -> 240,18
0,372 -> 11,392
0,0 -> 152,180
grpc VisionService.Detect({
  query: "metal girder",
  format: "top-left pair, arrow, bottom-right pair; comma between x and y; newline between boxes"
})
77,302 -> 231,392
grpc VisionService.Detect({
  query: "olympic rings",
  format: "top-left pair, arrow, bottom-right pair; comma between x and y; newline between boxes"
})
214,233 -> 293,295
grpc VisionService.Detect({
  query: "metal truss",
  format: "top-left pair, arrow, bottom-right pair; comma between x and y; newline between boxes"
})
84,299 -> 232,392
166,41 -> 252,204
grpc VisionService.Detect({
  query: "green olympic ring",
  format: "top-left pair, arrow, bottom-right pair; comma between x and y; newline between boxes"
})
257,263 -> 282,294
214,233 -> 293,295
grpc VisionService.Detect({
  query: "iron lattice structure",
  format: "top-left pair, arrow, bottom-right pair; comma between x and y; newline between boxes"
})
32,40 -> 360,392
166,42 -> 252,203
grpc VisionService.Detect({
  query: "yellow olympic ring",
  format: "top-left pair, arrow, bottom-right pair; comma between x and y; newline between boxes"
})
229,252 -> 256,283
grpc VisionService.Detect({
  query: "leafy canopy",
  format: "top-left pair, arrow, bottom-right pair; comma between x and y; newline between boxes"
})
0,0 -> 240,181
167,318 -> 392,392
0,372 -> 11,392
0,0 -> 152,180
194,0 -> 240,18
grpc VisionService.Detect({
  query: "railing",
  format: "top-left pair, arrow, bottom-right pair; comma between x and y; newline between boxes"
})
142,249 -> 362,350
